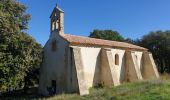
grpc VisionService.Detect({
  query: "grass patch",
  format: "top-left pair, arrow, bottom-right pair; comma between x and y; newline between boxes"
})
48,79 -> 170,100
1,77 -> 170,100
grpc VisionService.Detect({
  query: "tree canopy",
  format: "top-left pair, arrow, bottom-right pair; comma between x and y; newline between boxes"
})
139,31 -> 170,73
89,29 -> 124,41
0,0 -> 42,91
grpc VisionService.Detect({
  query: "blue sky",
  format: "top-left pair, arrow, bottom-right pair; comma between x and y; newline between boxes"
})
19,0 -> 170,46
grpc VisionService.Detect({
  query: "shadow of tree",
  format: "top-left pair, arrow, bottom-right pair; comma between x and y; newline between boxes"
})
0,87 -> 45,100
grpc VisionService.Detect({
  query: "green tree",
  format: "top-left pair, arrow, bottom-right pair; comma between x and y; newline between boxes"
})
125,38 -> 141,45
89,29 -> 124,41
0,0 -> 42,91
139,31 -> 170,73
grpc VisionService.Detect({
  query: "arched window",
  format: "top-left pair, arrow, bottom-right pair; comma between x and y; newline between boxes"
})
115,54 -> 119,65
52,40 -> 56,51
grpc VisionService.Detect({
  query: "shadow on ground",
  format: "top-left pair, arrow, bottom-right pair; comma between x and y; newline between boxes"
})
0,87 -> 44,100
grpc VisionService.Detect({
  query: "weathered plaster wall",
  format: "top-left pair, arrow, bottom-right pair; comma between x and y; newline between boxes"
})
125,51 -> 143,82
69,47 -> 149,95
69,46 -> 101,95
101,49 -> 114,86
72,47 -> 127,88
134,51 -> 143,72
101,48 -> 125,86
80,47 -> 101,88
111,49 -> 125,82
66,47 -> 79,93
101,49 -> 119,86
60,13 -> 64,33
143,52 -> 159,79
39,31 -> 68,95
72,47 -> 89,95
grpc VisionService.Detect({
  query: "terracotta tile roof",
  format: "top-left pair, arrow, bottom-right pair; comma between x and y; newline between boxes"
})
62,34 -> 147,51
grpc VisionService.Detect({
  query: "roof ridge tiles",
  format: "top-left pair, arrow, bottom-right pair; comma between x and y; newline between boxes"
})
61,34 -> 147,51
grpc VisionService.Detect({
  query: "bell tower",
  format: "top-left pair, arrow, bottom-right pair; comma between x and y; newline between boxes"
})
50,4 -> 64,35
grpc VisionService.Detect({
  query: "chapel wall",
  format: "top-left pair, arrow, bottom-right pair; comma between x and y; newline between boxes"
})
110,49 -> 126,82
134,51 -> 143,72
78,47 -> 127,87
39,31 -> 69,95
79,47 -> 101,88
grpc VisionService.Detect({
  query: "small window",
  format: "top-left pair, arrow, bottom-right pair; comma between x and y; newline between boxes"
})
115,54 -> 119,65
52,40 -> 56,51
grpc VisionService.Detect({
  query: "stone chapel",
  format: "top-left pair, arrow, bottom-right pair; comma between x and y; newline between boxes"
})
39,4 -> 159,96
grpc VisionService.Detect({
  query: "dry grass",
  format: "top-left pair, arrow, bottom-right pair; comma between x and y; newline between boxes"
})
48,77 -> 170,100
1,74 -> 170,100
